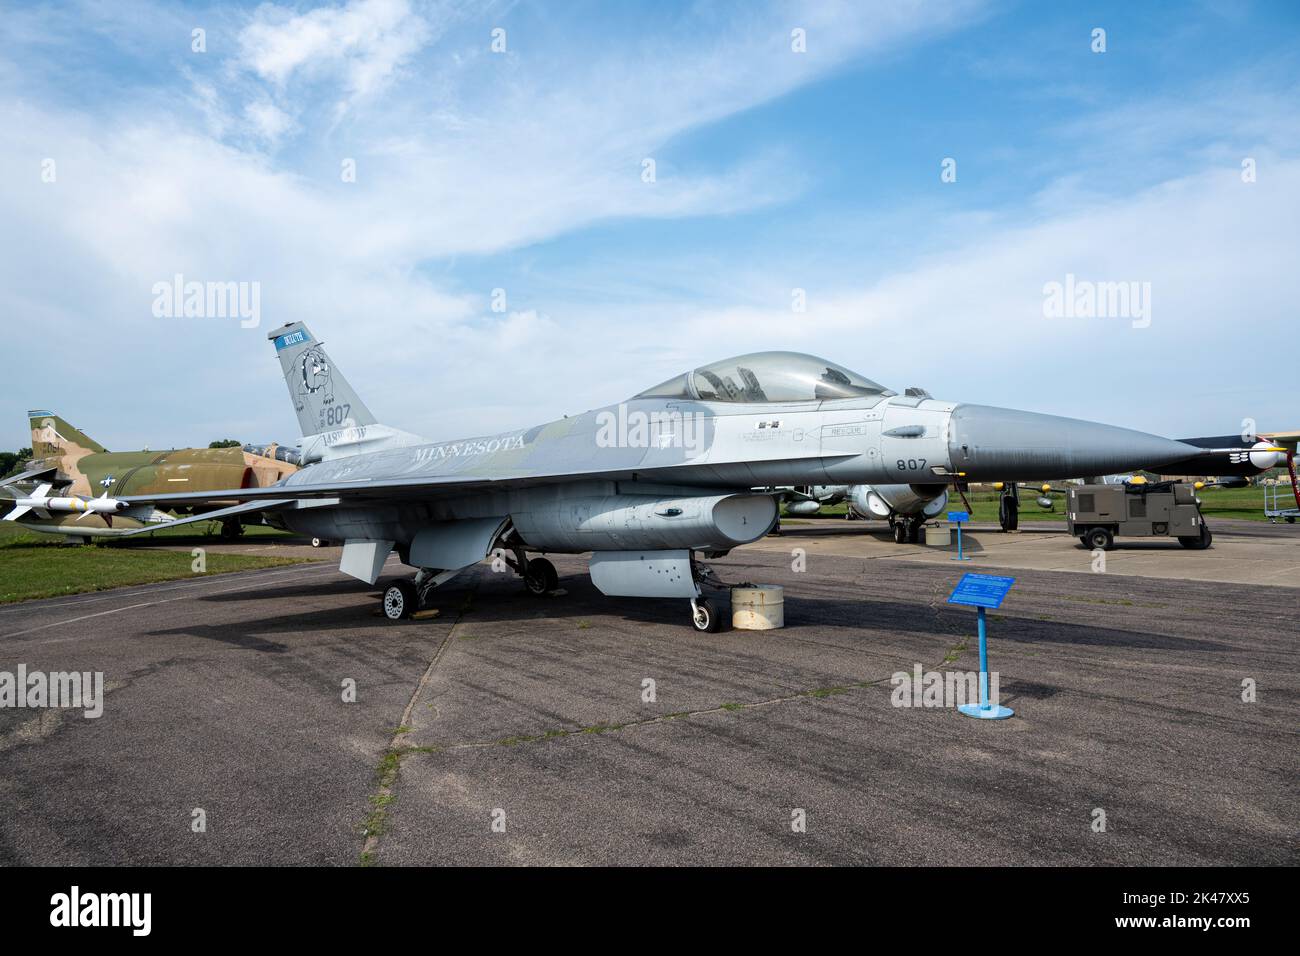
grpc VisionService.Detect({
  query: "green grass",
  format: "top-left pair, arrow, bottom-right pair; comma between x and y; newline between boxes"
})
0,521 -> 314,604
787,483 -> 1293,523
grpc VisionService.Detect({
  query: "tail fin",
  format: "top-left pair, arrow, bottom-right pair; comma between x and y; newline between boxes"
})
267,323 -> 378,439
29,410 -> 107,460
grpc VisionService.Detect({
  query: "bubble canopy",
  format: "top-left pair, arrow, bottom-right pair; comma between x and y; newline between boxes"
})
634,351 -> 895,404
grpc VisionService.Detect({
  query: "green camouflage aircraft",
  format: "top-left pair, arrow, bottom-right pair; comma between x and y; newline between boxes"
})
0,410 -> 299,539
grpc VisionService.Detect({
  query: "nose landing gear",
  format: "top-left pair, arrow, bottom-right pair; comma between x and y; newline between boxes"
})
690,597 -> 722,633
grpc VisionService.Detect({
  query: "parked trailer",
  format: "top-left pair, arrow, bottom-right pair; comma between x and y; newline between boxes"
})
1067,482 -> 1211,550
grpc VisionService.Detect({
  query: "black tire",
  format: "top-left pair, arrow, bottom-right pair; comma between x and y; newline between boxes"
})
382,580 -> 418,621
1286,516 -> 1296,524
999,496 -> 1019,532
1196,523 -> 1212,550
524,557 -> 558,595
311,537 -> 323,548
220,520 -> 242,540
1087,527 -> 1114,551
907,521 -> 921,543
691,598 -> 723,633
893,522 -> 907,544
1078,535 -> 1090,547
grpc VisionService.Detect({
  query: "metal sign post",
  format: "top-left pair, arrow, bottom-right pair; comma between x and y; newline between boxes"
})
948,573 -> 1016,720
948,510 -> 971,561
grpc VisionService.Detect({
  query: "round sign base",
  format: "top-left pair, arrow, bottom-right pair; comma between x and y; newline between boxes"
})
958,703 -> 1014,720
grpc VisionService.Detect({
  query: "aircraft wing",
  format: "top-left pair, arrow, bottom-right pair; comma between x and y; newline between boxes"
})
112,458 -> 741,534
0,465 -> 58,488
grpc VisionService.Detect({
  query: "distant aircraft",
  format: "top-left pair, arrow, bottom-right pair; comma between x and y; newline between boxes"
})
778,483 -> 951,542
0,410 -> 299,538
115,322 -> 1273,631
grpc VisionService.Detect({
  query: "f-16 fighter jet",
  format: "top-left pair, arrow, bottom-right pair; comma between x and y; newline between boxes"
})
118,323 -> 1273,631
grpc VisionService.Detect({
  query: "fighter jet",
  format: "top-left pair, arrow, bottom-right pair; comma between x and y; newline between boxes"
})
110,322 -> 1275,631
0,410 -> 300,539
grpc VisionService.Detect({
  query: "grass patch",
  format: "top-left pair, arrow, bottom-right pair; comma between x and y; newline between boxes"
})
0,522 -> 311,604
361,744 -> 438,845
941,639 -> 969,666
805,686 -> 848,698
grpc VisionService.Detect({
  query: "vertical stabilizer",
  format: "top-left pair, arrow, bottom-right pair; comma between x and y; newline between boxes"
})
267,323 -> 378,438
28,410 -> 107,462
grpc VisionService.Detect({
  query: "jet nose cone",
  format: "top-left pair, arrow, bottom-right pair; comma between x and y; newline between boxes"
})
948,404 -> 1202,480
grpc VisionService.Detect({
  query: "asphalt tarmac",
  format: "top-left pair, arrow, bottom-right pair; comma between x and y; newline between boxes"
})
1,523 -> 1295,865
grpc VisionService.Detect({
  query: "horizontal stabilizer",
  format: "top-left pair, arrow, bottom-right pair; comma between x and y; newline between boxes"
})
0,465 -> 57,488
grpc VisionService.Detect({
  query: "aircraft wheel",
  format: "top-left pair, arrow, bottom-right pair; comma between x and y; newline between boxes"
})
691,598 -> 722,633
906,520 -> 921,543
892,522 -> 907,544
220,519 -> 243,540
311,537 -> 324,548
1087,527 -> 1114,551
999,496 -> 1019,532
524,557 -> 558,595
382,580 -> 418,621
1287,516 -> 1296,524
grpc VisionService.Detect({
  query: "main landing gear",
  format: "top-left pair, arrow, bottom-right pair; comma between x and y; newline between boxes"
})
501,543 -> 558,596
379,531 -> 565,623
890,515 -> 923,544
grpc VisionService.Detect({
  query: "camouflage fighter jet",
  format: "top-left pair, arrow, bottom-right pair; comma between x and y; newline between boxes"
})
113,322 -> 1275,631
0,410 -> 300,539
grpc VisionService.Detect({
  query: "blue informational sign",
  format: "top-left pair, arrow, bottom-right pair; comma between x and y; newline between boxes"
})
948,572 -> 1016,609
947,511 -> 969,522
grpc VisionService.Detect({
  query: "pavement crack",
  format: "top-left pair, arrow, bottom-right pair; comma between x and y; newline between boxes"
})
358,578 -> 477,866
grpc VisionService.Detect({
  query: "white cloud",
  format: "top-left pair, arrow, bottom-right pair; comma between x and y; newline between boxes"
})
5,0 -> 1292,452
0,1 -> 986,447
237,0 -> 431,105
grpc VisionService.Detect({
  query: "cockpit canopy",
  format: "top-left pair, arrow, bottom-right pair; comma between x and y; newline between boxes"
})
634,351 -> 894,404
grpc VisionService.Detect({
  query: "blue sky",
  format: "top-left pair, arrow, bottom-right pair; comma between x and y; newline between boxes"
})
1,0 -> 1298,449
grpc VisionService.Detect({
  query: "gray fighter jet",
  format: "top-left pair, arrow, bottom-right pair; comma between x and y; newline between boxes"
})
119,323 -> 1264,631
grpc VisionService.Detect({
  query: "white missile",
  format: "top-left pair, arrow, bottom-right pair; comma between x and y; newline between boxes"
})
4,484 -> 129,522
